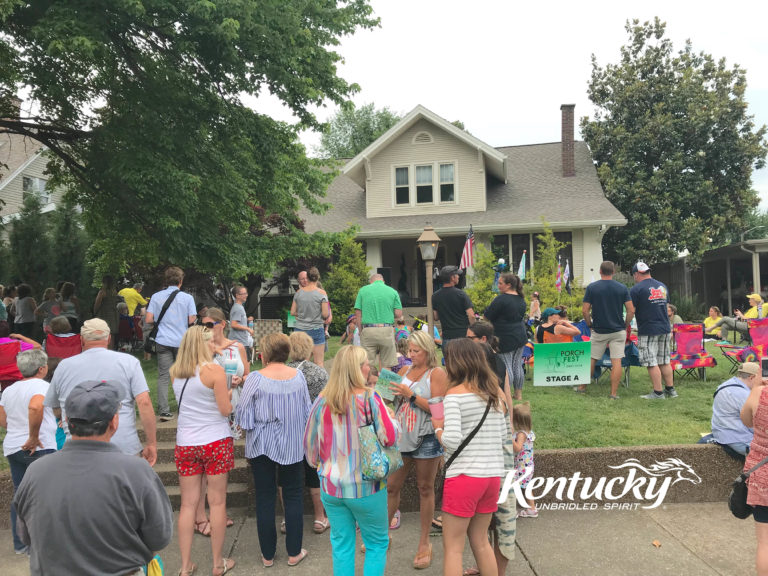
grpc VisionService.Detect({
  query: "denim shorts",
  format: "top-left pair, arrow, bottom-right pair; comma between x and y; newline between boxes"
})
402,433 -> 444,460
296,327 -> 325,346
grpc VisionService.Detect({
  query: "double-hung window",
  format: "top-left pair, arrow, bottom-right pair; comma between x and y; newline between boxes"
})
395,167 -> 410,205
22,176 -> 50,204
393,162 -> 456,207
439,163 -> 454,203
415,165 -> 433,204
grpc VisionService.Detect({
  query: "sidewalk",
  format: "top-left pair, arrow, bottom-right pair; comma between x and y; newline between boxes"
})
0,502 -> 755,575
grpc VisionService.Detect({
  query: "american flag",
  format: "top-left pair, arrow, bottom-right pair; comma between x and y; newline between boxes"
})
459,225 -> 474,270
563,259 -> 571,295
555,258 -> 562,292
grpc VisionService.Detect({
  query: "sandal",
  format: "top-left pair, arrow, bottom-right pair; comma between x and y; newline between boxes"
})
390,509 -> 401,530
287,549 -> 308,567
213,558 -> 235,576
463,568 -> 480,576
178,562 -> 197,576
431,516 -> 442,531
262,557 -> 274,568
280,519 -> 286,534
413,543 -> 433,569
313,518 -> 330,534
226,517 -> 234,528
193,520 -> 211,537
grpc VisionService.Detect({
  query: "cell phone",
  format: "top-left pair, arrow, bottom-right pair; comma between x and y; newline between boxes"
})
762,357 -> 768,379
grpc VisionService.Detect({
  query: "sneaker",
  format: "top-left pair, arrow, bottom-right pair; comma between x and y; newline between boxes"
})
15,546 -> 29,555
159,412 -> 174,422
518,508 -> 539,518
640,392 -> 666,400
665,387 -> 679,398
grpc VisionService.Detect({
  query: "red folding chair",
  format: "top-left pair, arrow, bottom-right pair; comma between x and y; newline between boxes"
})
45,333 -> 81,359
716,318 -> 768,374
0,340 -> 23,391
670,323 -> 717,381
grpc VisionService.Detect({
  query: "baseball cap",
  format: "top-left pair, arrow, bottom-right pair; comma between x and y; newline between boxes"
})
439,266 -> 464,282
80,318 -> 110,339
631,262 -> 650,274
747,293 -> 763,302
65,380 -> 122,424
740,362 -> 761,378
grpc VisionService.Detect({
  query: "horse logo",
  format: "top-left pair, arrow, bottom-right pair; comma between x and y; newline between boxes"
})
608,458 -> 701,486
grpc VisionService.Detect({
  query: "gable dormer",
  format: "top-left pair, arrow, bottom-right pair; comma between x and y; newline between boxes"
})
342,105 -> 507,219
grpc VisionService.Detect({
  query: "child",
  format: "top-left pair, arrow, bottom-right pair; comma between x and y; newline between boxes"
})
513,402 -> 537,517
391,337 -> 412,373
366,365 -> 379,388
340,313 -> 360,346
395,317 -> 410,341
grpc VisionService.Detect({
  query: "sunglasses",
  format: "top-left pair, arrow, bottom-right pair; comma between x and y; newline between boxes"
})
202,321 -> 221,329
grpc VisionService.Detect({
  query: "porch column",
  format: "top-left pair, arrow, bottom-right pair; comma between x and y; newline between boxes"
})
366,238 -> 383,272
726,256 -> 732,314
753,251 -> 761,296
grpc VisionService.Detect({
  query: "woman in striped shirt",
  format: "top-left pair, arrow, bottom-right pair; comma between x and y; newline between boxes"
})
304,345 -> 400,576
431,338 -> 510,576
235,333 -> 311,568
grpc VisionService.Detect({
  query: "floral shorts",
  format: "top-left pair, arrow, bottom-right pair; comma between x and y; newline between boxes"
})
175,437 -> 235,476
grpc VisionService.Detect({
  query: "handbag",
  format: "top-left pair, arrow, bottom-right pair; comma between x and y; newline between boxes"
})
144,289 -> 181,354
729,454 -> 768,519
358,391 -> 403,481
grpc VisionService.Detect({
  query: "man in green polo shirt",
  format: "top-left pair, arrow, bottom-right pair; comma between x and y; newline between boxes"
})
354,273 -> 403,368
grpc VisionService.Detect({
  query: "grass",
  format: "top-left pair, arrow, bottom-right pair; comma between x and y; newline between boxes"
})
0,339 -> 734,474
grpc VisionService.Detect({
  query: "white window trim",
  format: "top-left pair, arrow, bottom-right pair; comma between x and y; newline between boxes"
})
22,175 -> 50,204
391,160 -> 459,208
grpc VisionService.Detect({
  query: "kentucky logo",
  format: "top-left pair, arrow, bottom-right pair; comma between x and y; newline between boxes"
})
499,458 -> 701,510
648,286 -> 667,301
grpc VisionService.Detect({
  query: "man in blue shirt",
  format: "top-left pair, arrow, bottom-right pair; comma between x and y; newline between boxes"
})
629,262 -> 677,399
582,261 -> 634,399
698,361 -> 758,459
145,266 -> 197,420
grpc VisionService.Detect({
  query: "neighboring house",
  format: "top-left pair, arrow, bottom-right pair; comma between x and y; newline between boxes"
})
301,104 -> 626,305
0,131 -> 66,225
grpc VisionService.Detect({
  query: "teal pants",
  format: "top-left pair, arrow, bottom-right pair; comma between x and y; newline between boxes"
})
321,489 -> 388,576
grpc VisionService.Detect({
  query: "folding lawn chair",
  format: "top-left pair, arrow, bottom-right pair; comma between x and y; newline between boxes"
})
716,318 -> 768,374
45,333 -> 81,360
669,323 -> 717,381
593,338 -> 640,388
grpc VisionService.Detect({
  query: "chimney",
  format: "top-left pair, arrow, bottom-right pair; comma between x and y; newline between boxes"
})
561,104 -> 575,177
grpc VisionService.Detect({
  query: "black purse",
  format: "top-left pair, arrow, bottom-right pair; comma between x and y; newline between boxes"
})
729,454 -> 768,519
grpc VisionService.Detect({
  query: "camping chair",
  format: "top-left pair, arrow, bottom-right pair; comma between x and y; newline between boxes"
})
593,339 -> 640,388
716,318 -> 768,374
670,323 -> 717,381
0,340 -> 24,391
45,333 -> 81,360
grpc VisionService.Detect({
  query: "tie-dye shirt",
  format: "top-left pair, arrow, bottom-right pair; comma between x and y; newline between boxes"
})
304,391 -> 400,498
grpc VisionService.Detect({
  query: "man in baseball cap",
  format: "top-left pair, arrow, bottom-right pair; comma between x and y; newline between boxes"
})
631,261 -> 650,274
14,380 -> 173,575
698,362 -> 760,459
433,266 -> 474,346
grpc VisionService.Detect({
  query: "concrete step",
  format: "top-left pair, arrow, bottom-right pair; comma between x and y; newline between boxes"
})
154,459 -> 252,485
155,440 -> 246,465
165,483 -> 251,509
139,420 -> 180,443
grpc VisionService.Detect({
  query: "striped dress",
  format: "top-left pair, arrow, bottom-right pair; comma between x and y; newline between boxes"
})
441,393 -> 509,479
235,370 -> 311,465
304,392 -> 400,498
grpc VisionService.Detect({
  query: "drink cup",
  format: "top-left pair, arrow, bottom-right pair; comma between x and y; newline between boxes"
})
428,396 -> 444,419
224,359 -> 238,376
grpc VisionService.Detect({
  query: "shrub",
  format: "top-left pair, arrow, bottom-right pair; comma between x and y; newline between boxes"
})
323,237 -> 370,335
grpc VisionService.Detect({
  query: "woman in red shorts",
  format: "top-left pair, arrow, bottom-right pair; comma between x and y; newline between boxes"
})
172,325 -> 234,576
431,339 -> 510,576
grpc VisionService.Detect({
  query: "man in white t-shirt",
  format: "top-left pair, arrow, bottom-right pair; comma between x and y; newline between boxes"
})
229,285 -> 254,362
0,348 -> 58,555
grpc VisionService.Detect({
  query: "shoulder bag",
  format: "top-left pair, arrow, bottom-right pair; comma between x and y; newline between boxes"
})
144,289 -> 181,354
358,391 -> 404,481
729,454 -> 768,519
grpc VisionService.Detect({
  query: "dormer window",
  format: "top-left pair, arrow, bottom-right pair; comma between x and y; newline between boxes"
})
392,161 -> 457,207
440,163 -> 454,203
395,167 -> 410,205
416,165 -> 433,204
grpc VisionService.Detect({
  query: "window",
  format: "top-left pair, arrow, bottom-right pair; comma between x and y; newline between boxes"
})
439,163 -> 454,202
22,176 -> 50,204
395,167 -> 410,205
415,165 -> 433,204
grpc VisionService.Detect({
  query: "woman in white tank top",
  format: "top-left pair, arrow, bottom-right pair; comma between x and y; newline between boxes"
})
171,326 -> 235,576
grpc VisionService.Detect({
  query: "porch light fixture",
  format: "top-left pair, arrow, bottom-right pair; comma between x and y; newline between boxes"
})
417,225 -> 441,342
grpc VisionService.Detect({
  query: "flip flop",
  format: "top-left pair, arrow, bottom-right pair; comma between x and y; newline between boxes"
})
313,518 -> 330,534
226,517 -> 234,528
287,549 -> 308,567
413,543 -> 433,570
262,557 -> 274,568
178,562 -> 197,576
280,519 -> 286,534
390,510 -> 401,530
193,520 -> 211,537
213,558 -> 235,576
463,568 -> 480,576
431,516 -> 442,530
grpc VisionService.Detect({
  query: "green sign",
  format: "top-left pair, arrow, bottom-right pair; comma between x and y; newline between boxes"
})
287,313 -> 296,329
533,342 -> 591,386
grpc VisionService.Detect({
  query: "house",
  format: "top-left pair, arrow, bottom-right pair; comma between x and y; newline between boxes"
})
301,104 -> 626,304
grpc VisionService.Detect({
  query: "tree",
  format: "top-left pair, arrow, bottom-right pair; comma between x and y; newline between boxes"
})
49,197 -> 93,299
323,237 -> 370,334
529,224 -> 584,314
8,193 -> 52,291
0,1 -> 378,278
464,242 -> 497,314
581,18 -> 768,267
317,103 -> 401,158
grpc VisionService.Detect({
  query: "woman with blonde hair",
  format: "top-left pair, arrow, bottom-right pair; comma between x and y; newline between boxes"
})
386,329 -> 448,569
304,345 -> 399,576
236,333 -> 311,567
431,338 -> 510,576
172,325 -> 235,576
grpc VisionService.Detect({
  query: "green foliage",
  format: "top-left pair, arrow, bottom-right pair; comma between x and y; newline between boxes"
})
8,194 -> 52,291
581,18 -> 768,268
465,242 -> 497,314
317,103 -> 401,158
323,237 -> 370,334
529,224 -> 584,314
670,292 -> 707,322
0,1 -> 379,277
49,196 -> 94,301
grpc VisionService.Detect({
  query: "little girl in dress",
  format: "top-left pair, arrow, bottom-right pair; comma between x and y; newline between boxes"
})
513,402 -> 537,517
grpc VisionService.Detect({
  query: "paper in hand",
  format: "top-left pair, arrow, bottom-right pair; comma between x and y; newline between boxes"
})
375,368 -> 402,402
